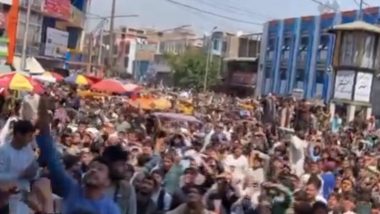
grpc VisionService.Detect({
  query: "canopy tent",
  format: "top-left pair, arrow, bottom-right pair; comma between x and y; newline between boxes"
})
13,56 -> 45,74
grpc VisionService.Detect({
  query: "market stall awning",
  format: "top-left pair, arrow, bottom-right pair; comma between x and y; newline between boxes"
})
13,56 -> 45,74
0,0 -> 12,5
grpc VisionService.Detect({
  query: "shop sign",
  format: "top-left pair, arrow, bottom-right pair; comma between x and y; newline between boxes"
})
69,5 -> 85,28
334,70 -> 355,100
354,72 -> 373,102
45,27 -> 69,58
43,0 -> 71,20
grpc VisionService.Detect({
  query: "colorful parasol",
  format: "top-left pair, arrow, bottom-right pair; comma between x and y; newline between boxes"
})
91,79 -> 128,94
128,97 -> 171,110
33,71 -> 64,83
124,83 -> 141,92
46,71 -> 63,81
65,74 -> 93,85
0,72 -> 44,93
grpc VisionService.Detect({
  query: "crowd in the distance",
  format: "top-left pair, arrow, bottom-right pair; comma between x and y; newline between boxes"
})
0,86 -> 378,214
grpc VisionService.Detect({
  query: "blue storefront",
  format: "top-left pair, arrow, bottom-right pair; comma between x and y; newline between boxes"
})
259,7 -> 380,101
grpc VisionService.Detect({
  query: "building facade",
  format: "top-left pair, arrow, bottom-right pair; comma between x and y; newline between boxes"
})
7,0 -> 88,72
257,7 -> 380,100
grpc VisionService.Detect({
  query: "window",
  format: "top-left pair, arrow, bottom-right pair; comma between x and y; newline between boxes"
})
265,67 -> 272,78
299,35 -> 309,64
295,69 -> 305,82
266,38 -> 275,61
213,39 -> 219,52
281,37 -> 291,61
300,35 -> 309,51
316,70 -> 325,83
280,68 -> 287,80
318,35 -> 329,62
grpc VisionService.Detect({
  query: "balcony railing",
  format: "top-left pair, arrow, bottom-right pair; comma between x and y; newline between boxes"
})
15,42 -> 69,59
20,0 -> 43,12
15,41 -> 43,57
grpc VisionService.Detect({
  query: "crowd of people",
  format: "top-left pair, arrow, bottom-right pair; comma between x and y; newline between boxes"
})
0,84 -> 378,214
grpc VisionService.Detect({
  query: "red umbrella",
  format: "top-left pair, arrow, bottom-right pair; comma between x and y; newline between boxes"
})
84,74 -> 102,84
50,72 -> 64,81
29,77 -> 44,94
91,79 -> 128,94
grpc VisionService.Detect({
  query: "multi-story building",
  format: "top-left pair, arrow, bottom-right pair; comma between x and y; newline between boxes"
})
257,7 -> 380,100
209,31 -> 261,95
148,27 -> 199,85
0,0 -> 12,70
210,31 -> 261,59
10,0 -> 87,72
90,26 -> 157,77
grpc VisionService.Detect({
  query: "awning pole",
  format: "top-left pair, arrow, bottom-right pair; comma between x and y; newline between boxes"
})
21,0 -> 33,71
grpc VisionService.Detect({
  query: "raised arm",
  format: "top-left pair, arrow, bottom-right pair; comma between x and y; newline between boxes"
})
35,97 -> 75,198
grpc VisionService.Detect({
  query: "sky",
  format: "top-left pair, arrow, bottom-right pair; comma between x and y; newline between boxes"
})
88,0 -> 380,35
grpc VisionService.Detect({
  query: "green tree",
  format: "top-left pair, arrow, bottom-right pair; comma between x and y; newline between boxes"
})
164,49 -> 220,90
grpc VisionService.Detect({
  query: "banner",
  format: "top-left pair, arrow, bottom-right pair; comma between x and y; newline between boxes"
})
44,27 -> 69,58
43,0 -> 71,20
230,72 -> 256,86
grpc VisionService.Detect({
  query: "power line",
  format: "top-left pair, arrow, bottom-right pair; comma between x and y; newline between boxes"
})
87,14 -> 139,20
164,0 -> 263,26
353,0 -> 378,21
309,0 -> 336,10
192,0 -> 273,20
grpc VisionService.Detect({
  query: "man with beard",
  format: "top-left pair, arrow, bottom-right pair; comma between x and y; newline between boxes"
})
36,97 -> 120,214
103,145 -> 137,214
167,186 -> 212,214
136,175 -> 158,214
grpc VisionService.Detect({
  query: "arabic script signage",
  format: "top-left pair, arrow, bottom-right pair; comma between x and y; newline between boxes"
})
334,70 -> 355,100
354,72 -> 373,102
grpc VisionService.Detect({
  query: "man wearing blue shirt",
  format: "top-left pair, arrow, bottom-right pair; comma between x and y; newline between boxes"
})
36,97 -> 120,214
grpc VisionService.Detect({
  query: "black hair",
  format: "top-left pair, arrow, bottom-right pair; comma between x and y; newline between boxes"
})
63,154 -> 81,170
143,174 -> 158,187
312,201 -> 328,213
102,145 -> 128,163
307,175 -> 322,190
13,120 -> 35,135
90,156 -> 110,168
294,201 -> 312,214
137,153 -> 152,167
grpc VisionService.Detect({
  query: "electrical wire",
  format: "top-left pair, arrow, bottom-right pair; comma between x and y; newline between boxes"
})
164,0 -> 263,26
353,0 -> 378,21
310,0 -> 338,11
191,0 -> 273,20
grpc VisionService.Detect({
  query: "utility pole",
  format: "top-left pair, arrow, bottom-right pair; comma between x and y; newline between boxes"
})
203,26 -> 217,92
359,0 -> 364,20
21,0 -> 33,71
107,0 -> 116,77
98,27 -> 105,65
87,34 -> 93,74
